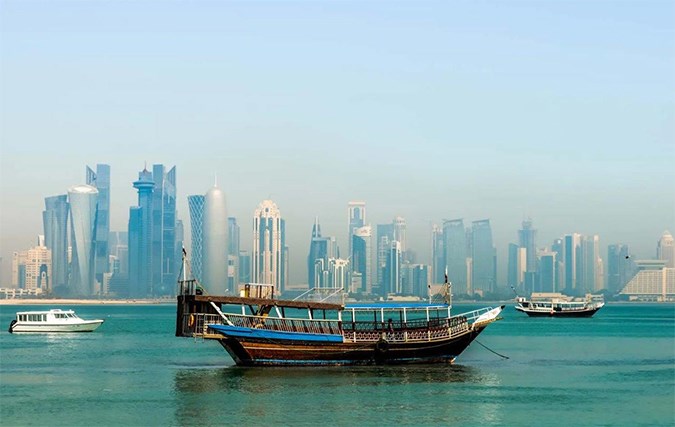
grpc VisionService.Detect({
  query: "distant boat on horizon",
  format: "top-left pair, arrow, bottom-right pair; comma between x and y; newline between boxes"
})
514,293 -> 605,317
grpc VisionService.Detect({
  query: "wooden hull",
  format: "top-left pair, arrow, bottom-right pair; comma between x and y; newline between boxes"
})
515,307 -> 602,318
216,326 -> 486,366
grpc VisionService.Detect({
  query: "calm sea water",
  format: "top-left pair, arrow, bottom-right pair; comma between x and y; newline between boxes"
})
1,303 -> 673,426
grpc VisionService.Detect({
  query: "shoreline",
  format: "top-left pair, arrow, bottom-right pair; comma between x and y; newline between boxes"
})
0,298 -> 670,306
0,298 -> 174,305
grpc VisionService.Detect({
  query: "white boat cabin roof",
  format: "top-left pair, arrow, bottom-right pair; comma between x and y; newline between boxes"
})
16,309 -> 76,316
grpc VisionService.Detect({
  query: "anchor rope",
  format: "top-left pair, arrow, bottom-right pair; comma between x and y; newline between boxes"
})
474,339 -> 509,359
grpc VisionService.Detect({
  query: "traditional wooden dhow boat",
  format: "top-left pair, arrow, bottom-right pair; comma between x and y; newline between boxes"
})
514,293 -> 605,318
176,273 -> 504,366
8,309 -> 104,333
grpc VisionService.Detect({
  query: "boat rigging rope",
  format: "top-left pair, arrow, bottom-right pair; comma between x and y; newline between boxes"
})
474,339 -> 509,360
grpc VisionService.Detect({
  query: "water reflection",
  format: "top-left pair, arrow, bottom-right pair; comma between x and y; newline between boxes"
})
174,364 -> 496,394
173,363 -> 502,425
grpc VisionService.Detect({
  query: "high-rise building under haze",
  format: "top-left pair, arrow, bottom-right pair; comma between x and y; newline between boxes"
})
351,225 -> 372,294
203,185 -> 228,295
187,195 -> 205,282
607,244 -> 632,293
431,224 -> 445,285
12,238 -> 51,292
228,217 -> 240,293
129,168 -> 154,297
151,165 -> 177,295
253,200 -> 286,294
507,243 -> 526,292
43,195 -> 69,292
471,219 -> 496,294
579,235 -> 603,293
443,219 -> 467,294
68,185 -> 99,296
384,240 -> 402,296
563,233 -> 581,294
86,164 -> 110,287
537,251 -> 557,293
393,216 -> 406,253
347,201 -> 366,265
657,231 -> 674,268
518,219 -> 537,273
307,217 -> 337,288
376,223 -> 394,294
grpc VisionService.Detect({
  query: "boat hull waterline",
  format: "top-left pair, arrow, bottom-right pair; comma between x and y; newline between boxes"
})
212,325 -> 488,366
514,306 -> 602,318
9,320 -> 104,333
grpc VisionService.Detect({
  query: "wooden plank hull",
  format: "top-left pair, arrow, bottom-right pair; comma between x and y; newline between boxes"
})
516,307 -> 602,318
216,326 -> 487,366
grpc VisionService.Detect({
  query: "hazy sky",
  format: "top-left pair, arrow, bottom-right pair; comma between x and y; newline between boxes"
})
1,0 -> 673,287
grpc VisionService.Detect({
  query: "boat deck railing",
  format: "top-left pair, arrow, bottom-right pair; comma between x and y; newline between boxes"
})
225,313 -> 343,335
182,307 -> 497,343
455,307 -> 499,325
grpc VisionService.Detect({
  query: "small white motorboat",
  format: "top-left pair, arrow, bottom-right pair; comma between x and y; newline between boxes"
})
8,309 -> 104,333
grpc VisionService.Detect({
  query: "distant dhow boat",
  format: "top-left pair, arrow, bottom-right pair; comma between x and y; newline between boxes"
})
8,309 -> 104,333
514,293 -> 605,318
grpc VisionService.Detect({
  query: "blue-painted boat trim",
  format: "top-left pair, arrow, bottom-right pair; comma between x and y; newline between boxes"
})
208,324 -> 344,343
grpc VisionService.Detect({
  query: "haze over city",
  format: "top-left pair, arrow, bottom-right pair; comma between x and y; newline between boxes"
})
1,1 -> 673,288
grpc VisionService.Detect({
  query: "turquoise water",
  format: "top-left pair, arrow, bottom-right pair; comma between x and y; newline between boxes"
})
1,303 -> 673,426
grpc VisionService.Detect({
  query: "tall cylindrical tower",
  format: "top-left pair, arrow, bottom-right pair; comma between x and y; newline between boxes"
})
203,185 -> 228,294
68,184 -> 99,296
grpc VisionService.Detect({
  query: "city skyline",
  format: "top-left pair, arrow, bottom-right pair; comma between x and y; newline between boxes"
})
1,1 -> 673,287
4,161 -> 673,293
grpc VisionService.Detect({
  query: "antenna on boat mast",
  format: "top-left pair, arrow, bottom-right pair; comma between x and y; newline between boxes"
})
443,267 -> 452,306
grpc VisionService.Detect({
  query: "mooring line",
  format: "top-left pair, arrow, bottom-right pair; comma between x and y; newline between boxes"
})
475,339 -> 509,359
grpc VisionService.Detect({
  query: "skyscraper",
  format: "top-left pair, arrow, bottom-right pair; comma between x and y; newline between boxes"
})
253,200 -> 286,294
238,250 -> 251,285
328,258 -> 350,289
347,201 -> 366,264
43,195 -> 69,291
537,251 -> 557,293
607,244 -> 632,293
129,168 -> 154,298
657,231 -> 674,268
307,217 -> 337,288
151,165 -> 177,295
471,219 -> 496,294
563,233 -> 581,294
384,240 -> 402,296
107,230 -> 129,297
351,225 -> 372,294
228,217 -> 240,293
443,219 -> 467,293
68,184 -> 99,296
507,243 -> 526,292
518,219 -> 537,273
579,235 -> 602,293
376,223 -> 394,294
431,224 -> 445,285
412,264 -> 431,298
203,185 -> 228,295
12,237 -> 51,292
187,195 -> 205,282
86,164 -> 110,287
393,216 -> 406,253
